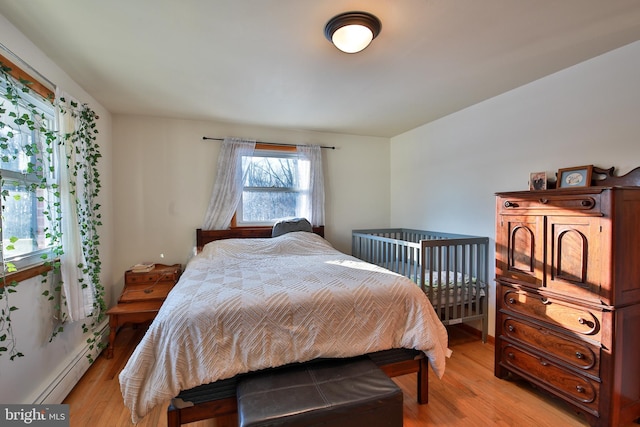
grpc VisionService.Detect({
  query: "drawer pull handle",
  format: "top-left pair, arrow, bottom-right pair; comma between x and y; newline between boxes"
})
539,360 -> 549,366
504,201 -> 517,208
507,325 -> 515,333
576,385 -> 586,394
539,198 -> 548,204
540,298 -> 551,305
575,351 -> 584,359
507,352 -> 515,359
577,317 -> 586,325
144,289 -> 153,294
508,298 -> 516,305
581,200 -> 592,207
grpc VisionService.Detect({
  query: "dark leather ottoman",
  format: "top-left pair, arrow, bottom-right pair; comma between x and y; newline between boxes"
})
236,357 -> 403,427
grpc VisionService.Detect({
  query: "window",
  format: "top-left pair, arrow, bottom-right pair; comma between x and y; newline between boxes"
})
236,147 -> 312,226
0,67 -> 56,271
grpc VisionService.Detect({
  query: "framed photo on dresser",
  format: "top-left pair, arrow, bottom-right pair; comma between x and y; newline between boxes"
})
557,165 -> 593,188
529,171 -> 547,191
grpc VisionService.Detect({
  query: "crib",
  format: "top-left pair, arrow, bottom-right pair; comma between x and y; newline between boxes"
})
352,228 -> 490,342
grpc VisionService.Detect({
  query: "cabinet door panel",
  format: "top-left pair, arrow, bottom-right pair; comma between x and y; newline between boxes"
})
496,215 -> 544,287
547,216 -> 603,302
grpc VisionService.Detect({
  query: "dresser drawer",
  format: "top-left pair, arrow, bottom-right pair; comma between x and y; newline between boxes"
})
119,282 -> 174,302
498,193 -> 601,215
500,287 -> 602,340
499,343 -> 600,416
502,316 -> 600,376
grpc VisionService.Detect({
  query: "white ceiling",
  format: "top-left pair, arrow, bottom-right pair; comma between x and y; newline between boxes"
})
2,0 -> 640,138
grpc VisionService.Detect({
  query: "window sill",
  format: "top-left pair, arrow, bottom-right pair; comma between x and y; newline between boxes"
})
0,262 -> 55,288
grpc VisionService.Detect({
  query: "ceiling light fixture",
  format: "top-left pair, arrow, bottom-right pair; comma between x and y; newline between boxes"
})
324,11 -> 382,54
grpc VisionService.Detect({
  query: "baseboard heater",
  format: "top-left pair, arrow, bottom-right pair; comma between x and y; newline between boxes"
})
33,319 -> 109,404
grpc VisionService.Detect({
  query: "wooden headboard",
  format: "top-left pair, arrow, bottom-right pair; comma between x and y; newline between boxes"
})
196,226 -> 325,252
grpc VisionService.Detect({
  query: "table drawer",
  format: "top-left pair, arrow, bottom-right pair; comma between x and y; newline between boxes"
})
125,270 -> 180,284
119,282 -> 174,302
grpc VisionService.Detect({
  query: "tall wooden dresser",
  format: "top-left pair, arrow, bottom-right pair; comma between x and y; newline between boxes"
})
494,185 -> 640,426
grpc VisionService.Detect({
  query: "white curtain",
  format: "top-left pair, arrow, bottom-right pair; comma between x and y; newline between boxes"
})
296,144 -> 325,227
55,88 -> 96,322
202,137 -> 256,229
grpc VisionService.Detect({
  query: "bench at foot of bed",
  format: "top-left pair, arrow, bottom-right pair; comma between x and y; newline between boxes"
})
237,357 -> 402,427
166,349 -> 427,427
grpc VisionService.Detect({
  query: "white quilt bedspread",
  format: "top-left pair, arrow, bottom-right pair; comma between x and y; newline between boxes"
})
119,232 -> 449,423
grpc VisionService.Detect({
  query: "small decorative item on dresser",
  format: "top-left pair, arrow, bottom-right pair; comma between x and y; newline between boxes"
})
556,165 -> 593,188
130,262 -> 154,273
529,171 -> 547,190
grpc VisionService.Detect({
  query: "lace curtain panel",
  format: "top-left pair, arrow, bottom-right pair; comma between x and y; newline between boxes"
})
56,88 -> 96,322
202,138 -> 256,229
296,144 -> 325,227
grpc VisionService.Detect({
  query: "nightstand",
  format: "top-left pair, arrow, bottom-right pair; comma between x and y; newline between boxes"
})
105,263 -> 181,358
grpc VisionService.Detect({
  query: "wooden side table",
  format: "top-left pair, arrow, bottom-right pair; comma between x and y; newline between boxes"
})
106,263 -> 181,359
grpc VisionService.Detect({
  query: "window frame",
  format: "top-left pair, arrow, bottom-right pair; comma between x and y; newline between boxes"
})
0,53 -> 56,284
232,143 -> 309,228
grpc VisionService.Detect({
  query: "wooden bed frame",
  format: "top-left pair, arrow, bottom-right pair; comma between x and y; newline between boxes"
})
167,227 -> 429,426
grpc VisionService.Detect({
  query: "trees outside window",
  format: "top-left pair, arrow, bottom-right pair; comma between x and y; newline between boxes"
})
237,150 -> 310,225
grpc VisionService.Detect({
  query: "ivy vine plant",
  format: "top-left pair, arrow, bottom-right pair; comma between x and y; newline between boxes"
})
0,59 -> 104,362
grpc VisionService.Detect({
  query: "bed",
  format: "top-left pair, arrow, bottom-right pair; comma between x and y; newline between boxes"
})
119,227 -> 450,424
352,228 -> 489,342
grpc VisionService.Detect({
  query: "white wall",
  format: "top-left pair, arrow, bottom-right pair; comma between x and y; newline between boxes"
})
111,115 -> 390,301
0,15 -> 113,404
390,40 -> 640,337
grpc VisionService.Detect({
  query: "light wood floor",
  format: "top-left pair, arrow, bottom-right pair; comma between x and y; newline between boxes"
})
63,325 -> 633,427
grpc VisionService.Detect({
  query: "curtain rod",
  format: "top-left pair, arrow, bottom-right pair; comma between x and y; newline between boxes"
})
202,136 -> 335,150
